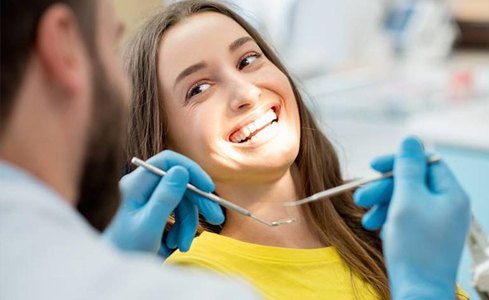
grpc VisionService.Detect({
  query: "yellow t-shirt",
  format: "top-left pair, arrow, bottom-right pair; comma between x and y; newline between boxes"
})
166,231 -> 379,300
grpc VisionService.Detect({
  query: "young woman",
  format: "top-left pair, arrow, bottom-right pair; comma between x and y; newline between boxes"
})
122,1 -> 465,299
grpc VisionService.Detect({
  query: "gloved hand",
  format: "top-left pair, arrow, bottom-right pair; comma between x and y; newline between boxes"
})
353,136 -> 471,299
103,150 -> 224,257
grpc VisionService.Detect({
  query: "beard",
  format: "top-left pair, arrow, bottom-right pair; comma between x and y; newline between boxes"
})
76,59 -> 127,232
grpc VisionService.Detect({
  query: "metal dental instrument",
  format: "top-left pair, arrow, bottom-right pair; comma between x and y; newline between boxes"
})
284,155 -> 442,207
131,157 -> 296,227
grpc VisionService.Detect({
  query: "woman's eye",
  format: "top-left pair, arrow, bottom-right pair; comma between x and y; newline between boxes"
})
238,53 -> 261,70
186,83 -> 211,99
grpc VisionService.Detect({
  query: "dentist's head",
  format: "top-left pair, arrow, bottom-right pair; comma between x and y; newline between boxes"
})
0,0 -> 131,230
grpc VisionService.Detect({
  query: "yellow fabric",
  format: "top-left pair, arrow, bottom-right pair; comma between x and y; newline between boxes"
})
166,231 -> 379,300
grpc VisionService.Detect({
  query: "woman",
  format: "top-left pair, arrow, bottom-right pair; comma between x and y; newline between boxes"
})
122,1 -> 464,299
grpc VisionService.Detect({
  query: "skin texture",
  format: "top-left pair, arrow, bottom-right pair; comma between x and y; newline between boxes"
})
157,12 -> 322,248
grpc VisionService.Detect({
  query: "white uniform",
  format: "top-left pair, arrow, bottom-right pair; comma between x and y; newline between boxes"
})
0,161 -> 258,300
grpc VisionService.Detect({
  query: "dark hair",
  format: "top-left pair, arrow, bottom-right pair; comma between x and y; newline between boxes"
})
0,0 -> 95,133
123,1 -> 389,298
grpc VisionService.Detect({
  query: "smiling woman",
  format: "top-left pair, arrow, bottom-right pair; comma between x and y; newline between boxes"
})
122,1 -> 388,299
122,1 -> 390,299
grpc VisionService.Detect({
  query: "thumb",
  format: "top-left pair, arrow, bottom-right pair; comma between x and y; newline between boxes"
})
394,136 -> 427,189
427,160 -> 461,194
144,166 -> 190,225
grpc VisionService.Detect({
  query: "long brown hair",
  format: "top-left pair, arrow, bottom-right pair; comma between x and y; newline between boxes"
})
123,1 -> 389,298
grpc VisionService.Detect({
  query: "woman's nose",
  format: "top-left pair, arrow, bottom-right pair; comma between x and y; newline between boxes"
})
229,78 -> 261,111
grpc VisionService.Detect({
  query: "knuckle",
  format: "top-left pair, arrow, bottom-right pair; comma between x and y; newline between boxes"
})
119,176 -> 131,193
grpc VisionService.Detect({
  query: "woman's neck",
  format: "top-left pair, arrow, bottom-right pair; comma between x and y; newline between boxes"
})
215,169 -> 325,249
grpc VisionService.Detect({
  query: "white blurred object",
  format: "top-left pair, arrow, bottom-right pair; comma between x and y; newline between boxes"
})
222,0 -> 296,50
474,261 -> 489,294
285,0 -> 390,77
385,0 -> 458,61
408,101 -> 489,151
469,218 -> 489,297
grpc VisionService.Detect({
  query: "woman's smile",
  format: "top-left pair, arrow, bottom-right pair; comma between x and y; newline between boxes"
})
228,104 -> 280,145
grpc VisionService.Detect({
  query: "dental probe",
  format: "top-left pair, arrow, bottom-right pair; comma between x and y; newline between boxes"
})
131,157 -> 296,227
284,155 -> 442,207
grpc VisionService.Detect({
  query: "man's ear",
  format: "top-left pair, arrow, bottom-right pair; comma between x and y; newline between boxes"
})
36,3 -> 89,97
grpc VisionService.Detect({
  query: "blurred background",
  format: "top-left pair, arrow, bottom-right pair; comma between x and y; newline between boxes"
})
115,0 -> 489,298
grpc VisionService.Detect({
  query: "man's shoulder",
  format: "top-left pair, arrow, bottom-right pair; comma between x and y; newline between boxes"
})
0,230 -> 257,299
0,185 -> 258,300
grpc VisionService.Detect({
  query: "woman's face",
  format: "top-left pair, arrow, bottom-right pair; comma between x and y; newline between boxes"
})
158,12 -> 300,184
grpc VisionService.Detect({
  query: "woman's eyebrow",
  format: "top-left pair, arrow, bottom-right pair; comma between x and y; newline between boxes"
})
229,36 -> 253,52
173,62 -> 207,90
173,37 -> 253,90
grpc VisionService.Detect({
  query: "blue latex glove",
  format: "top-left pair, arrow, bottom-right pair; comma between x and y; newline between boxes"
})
353,137 -> 471,299
103,150 -> 224,257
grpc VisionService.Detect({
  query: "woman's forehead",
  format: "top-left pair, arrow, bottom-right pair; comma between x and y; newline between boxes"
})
158,12 -> 254,84
160,12 -> 251,57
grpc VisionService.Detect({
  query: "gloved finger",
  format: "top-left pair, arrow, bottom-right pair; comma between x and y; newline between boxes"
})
143,166 -> 189,229
370,153 -> 436,173
394,136 -> 428,189
119,169 -> 162,206
354,178 -> 393,208
166,221 -> 180,250
175,198 -> 198,252
185,191 -> 225,225
370,154 -> 395,173
157,150 -> 215,193
159,242 -> 173,258
362,203 -> 389,230
120,150 -> 214,206
427,160 -> 461,194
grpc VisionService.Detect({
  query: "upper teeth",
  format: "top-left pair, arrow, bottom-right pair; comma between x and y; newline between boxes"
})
231,109 -> 277,143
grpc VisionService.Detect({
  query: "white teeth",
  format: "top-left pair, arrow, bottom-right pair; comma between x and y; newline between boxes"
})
230,109 -> 278,143
248,123 -> 256,134
255,110 -> 274,129
254,121 -> 277,141
243,128 -> 251,139
254,115 -> 265,129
